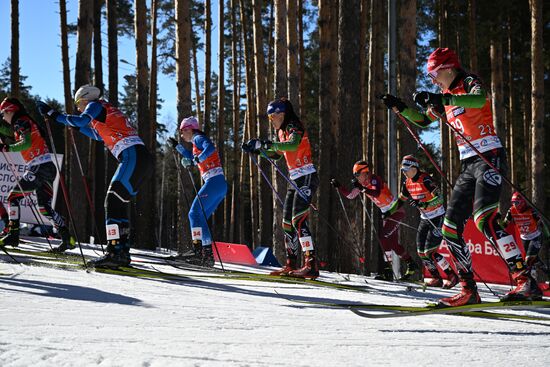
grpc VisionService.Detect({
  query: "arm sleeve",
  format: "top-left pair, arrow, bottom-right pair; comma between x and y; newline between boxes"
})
175,144 -> 193,160
193,135 -> 216,162
55,101 -> 104,128
398,182 -> 411,202
400,107 -> 438,128
77,126 -> 103,141
338,186 -> 362,200
267,124 -> 303,153
445,76 -> 487,108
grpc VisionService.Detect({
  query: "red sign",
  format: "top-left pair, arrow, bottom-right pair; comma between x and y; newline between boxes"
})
426,219 -> 524,285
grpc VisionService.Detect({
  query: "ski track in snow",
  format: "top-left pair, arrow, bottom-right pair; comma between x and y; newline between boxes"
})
1,241 -> 550,367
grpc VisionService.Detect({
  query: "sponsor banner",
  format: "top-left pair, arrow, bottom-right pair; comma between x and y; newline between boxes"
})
424,219 -> 524,285
0,153 -> 63,225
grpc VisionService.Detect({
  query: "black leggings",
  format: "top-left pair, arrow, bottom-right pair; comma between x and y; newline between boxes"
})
282,173 -> 318,258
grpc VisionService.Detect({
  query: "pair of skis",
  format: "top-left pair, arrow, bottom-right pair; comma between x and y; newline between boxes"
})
277,292 -> 550,321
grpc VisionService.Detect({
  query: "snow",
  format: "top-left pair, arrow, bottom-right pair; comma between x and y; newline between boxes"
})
1,239 -> 550,367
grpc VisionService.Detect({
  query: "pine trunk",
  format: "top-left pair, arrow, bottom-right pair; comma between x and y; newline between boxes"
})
72,0 -> 94,243
273,0 -> 288,261
229,0 -> 240,242
215,0 -> 225,240
529,0 -> 544,212
253,0 -> 273,248
337,0 -> 362,273
10,0 -> 20,97
175,0 -> 193,250
397,0 -> 418,265
203,0 -> 212,134
134,0 -> 154,249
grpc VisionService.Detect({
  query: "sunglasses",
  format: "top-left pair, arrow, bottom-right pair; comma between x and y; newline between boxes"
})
427,63 -> 454,80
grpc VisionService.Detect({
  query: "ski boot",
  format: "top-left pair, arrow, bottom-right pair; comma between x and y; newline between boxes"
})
374,264 -> 394,281
0,220 -> 19,248
201,245 -> 215,268
51,227 -> 76,253
438,273 -> 481,307
175,240 -> 203,265
442,268 -> 459,289
289,251 -> 319,279
88,241 -> 131,269
270,257 -> 297,276
399,259 -> 419,281
424,268 -> 443,287
500,270 -> 543,301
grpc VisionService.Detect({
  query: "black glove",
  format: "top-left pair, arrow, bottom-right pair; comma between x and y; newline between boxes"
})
351,178 -> 363,190
37,101 -> 60,119
330,178 -> 341,188
241,141 -> 258,154
381,211 -> 389,220
168,137 -> 179,148
0,143 -> 8,152
381,94 -> 407,112
408,198 -> 420,208
242,139 -> 271,153
413,91 -> 450,109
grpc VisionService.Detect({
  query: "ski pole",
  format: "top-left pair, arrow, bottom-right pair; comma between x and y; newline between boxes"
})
250,153 -> 283,206
42,118 -> 87,267
0,150 -> 56,252
67,127 -> 105,252
429,107 -> 550,227
416,205 -> 499,297
358,195 -> 399,280
385,216 -> 421,232
390,109 -> 453,188
259,150 -> 318,210
183,166 -> 225,272
335,188 -> 363,240
257,151 -> 364,260
0,244 -> 19,263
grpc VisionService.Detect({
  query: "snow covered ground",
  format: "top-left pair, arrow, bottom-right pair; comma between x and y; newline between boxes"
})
1,240 -> 550,367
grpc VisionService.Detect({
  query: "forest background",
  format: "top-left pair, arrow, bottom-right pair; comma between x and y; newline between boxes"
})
0,0 -> 547,275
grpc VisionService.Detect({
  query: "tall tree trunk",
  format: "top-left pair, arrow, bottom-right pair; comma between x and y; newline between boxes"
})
373,0 -> 386,273
134,0 -> 154,249
337,0 -> 362,272
273,0 -> 288,260
490,27 -> 508,209
72,0 -> 94,242
359,0 -> 370,273
437,0 -> 450,201
239,0 -> 259,247
10,0 -> 20,97
191,38 -> 203,126
287,0 -> 299,108
297,0 -> 305,114
468,0 -> 477,72
107,0 -> 118,106
149,0 -> 159,244
215,0 -> 225,240
253,0 -> 273,247
203,0 -> 212,134
507,17 -> 517,185
317,0 -> 338,270
397,0 -> 418,265
529,0 -> 544,212
229,0 -> 241,242
92,0 -> 106,243
175,0 -> 193,250
58,0 -> 72,227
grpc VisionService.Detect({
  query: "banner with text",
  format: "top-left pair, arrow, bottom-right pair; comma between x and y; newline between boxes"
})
0,153 -> 63,225
426,219 -> 524,285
